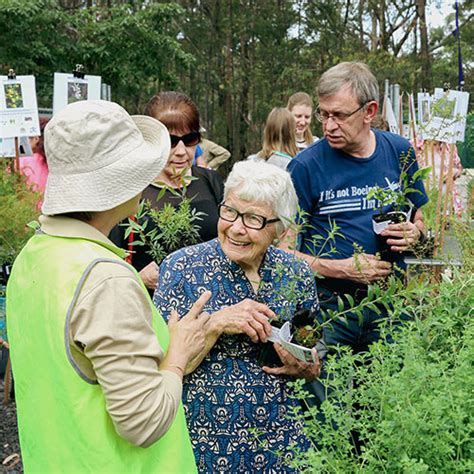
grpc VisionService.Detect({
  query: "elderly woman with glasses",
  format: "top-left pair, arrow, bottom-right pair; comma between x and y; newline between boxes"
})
111,91 -> 224,291
153,160 -> 321,473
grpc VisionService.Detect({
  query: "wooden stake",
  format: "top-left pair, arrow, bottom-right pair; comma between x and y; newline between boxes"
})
439,144 -> 456,251
14,136 -> 20,173
430,141 -> 436,188
422,141 -> 430,191
433,142 -> 445,257
398,93 -> 404,137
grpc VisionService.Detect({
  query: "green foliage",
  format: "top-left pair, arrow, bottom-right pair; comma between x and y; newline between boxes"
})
68,3 -> 193,111
458,114 -> 474,168
0,168 -> 40,264
287,269 -> 474,473
1,0 -> 473,162
123,179 -> 204,265
0,0 -> 191,112
367,150 -> 430,214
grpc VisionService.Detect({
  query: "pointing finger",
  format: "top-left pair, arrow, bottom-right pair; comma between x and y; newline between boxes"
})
186,291 -> 212,319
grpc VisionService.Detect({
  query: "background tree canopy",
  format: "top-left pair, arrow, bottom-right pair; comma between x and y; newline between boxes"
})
1,0 -> 472,169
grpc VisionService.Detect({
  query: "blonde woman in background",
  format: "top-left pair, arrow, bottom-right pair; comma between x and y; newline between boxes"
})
247,107 -> 298,170
287,92 -> 318,151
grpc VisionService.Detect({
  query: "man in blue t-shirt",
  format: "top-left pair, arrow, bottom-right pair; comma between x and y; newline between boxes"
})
284,62 -> 428,357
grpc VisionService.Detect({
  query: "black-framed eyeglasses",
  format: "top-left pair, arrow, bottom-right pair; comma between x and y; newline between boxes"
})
314,102 -> 369,124
169,131 -> 201,148
218,203 -> 280,230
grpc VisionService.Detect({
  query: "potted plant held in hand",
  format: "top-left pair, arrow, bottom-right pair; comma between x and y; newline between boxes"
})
258,308 -> 328,367
122,175 -> 205,267
367,154 -> 430,262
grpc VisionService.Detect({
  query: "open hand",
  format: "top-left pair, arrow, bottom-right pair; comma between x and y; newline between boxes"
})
262,344 -> 320,382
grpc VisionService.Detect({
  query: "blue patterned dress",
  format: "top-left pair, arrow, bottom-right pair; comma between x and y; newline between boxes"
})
154,238 -> 319,473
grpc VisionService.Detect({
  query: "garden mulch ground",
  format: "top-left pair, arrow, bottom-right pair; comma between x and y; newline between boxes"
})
0,374 -> 22,473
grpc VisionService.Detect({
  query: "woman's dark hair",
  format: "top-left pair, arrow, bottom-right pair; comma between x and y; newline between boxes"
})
60,211 -> 95,222
144,91 -> 200,133
35,117 -> 50,157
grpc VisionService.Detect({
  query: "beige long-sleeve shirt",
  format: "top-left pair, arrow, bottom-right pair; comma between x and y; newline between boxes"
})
40,215 -> 182,447
200,138 -> 231,170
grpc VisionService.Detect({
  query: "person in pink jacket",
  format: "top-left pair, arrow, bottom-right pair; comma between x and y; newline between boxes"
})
19,117 -> 50,193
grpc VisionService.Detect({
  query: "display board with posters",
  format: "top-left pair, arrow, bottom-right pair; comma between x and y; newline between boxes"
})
0,75 -> 40,139
53,72 -> 102,115
418,89 -> 469,143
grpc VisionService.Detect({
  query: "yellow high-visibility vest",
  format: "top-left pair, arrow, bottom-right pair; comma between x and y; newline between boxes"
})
7,232 -> 196,473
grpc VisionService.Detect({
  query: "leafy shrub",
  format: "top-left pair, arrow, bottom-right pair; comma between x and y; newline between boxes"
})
289,269 -> 474,473
0,169 -> 40,265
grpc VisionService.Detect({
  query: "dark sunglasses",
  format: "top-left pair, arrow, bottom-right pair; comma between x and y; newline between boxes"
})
169,131 -> 201,148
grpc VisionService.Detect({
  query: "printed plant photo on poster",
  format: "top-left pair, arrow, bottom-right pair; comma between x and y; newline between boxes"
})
67,80 -> 88,104
417,92 -> 431,128
53,72 -> 101,115
0,75 -> 40,139
4,83 -> 24,109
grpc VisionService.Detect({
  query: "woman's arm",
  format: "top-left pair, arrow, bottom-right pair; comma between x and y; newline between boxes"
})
70,263 -> 210,448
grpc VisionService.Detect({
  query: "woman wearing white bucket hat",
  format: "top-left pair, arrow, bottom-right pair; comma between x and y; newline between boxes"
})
6,100 -> 210,473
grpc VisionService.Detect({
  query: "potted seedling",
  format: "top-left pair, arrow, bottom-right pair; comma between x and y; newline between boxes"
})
367,154 -> 429,262
122,175 -> 205,266
257,215 -> 341,367
258,309 -> 328,367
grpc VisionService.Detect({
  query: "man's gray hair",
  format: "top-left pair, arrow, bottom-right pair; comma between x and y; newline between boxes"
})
318,61 -> 379,105
224,161 -> 298,233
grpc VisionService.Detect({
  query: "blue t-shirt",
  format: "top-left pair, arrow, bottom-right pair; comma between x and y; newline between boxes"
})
288,129 -> 428,291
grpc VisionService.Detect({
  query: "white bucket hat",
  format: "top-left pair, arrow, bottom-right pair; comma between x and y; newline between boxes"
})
42,100 -> 170,214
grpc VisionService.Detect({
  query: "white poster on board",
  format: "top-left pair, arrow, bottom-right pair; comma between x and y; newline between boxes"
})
0,136 -> 33,158
433,88 -> 469,143
53,72 -> 102,115
421,89 -> 469,143
0,75 -> 40,139
383,95 -> 399,135
417,92 -> 431,137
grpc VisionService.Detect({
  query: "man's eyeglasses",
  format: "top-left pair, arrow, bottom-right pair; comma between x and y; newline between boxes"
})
315,102 -> 369,124
169,131 -> 201,148
218,203 -> 280,230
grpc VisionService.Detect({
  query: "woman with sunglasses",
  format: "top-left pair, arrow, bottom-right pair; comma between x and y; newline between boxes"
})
113,91 -> 224,291
154,160 -> 321,473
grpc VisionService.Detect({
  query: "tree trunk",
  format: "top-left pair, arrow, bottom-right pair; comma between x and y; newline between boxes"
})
358,0 -> 365,49
416,0 -> 432,89
224,0 -> 234,156
370,3 -> 378,51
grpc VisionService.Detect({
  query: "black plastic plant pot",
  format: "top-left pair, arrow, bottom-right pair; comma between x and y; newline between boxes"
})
257,319 -> 284,368
372,211 -> 408,262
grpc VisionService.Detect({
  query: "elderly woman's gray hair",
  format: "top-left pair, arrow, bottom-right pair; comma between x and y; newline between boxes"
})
224,161 -> 298,233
